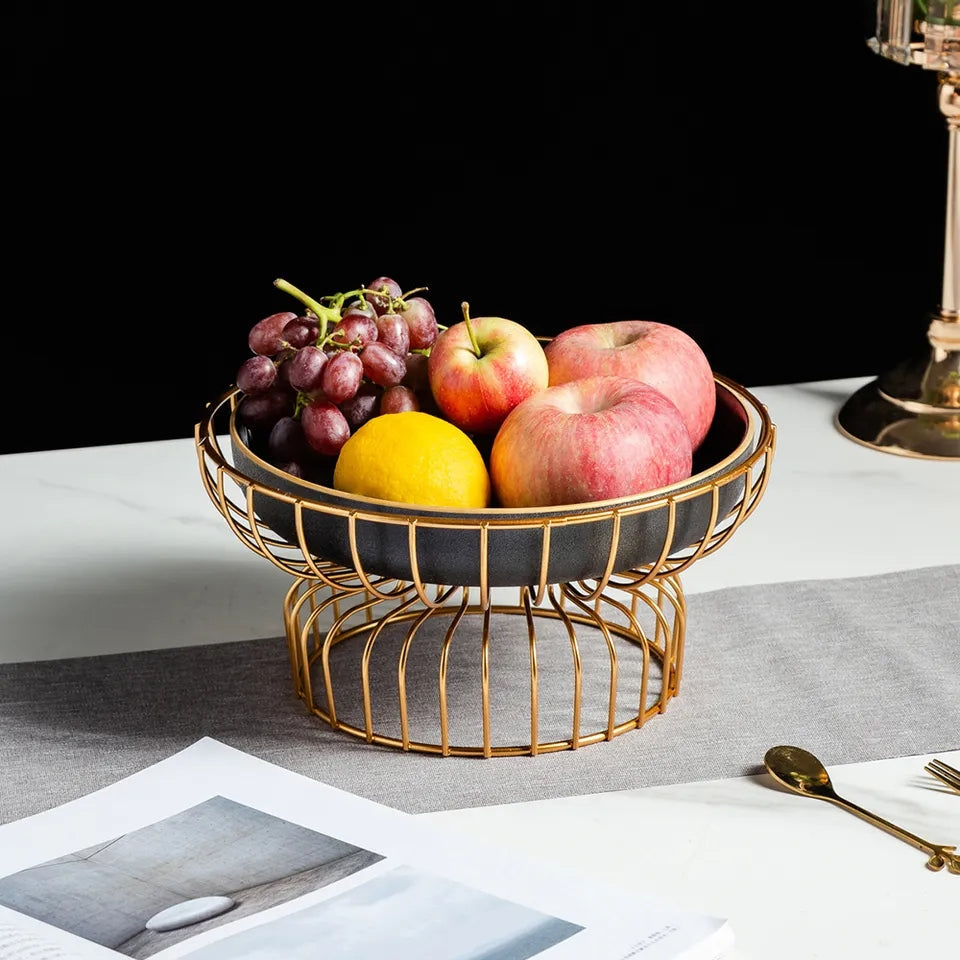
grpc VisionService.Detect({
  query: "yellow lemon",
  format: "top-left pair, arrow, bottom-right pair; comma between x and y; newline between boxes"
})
333,411 -> 491,509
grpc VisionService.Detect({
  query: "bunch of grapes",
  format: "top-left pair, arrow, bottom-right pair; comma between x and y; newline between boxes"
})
234,276 -> 441,482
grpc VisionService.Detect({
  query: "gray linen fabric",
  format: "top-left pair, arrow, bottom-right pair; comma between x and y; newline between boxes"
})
1,564 -> 958,822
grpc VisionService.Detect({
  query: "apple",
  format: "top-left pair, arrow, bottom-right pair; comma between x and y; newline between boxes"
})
428,302 -> 549,434
543,320 -> 716,450
489,375 -> 693,508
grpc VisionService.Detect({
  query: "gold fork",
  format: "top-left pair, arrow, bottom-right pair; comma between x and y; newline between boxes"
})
925,758 -> 960,795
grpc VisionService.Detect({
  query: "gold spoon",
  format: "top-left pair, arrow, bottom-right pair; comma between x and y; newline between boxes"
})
763,745 -> 960,874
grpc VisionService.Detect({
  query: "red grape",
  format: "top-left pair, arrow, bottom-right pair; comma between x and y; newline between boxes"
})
366,276 -> 402,315
287,345 -> 329,394
360,341 -> 406,387
282,315 -> 320,349
302,399 -> 350,456
276,355 -> 296,390
376,313 -> 410,357
399,297 -> 438,349
268,415 -> 309,464
339,382 -> 381,431
321,350 -> 364,403
330,314 -> 378,350
249,311 -> 297,355
237,386 -> 295,433
401,352 -> 430,393
380,384 -> 420,414
236,355 -> 277,395
340,299 -> 377,321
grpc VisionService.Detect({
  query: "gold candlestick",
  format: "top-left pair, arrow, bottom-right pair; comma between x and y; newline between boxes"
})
836,6 -> 960,459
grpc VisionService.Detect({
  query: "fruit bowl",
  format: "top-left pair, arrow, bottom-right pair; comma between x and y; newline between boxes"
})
197,373 -> 773,591
197,371 -> 775,757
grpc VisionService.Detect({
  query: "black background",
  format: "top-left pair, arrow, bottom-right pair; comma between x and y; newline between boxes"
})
2,2 -> 950,454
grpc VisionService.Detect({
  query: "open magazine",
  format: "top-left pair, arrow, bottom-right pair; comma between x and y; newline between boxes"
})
0,738 -> 733,960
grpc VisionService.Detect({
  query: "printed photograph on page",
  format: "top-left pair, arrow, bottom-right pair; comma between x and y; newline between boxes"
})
0,795 -> 584,960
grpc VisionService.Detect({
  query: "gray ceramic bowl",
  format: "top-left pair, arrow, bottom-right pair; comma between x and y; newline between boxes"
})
227,375 -> 759,588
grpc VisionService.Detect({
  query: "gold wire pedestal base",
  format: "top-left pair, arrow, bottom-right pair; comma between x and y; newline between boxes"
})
282,569 -> 686,757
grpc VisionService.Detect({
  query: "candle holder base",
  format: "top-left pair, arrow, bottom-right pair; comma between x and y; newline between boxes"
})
836,331 -> 960,459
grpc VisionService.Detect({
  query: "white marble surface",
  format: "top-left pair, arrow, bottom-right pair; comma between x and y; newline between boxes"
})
1,375 -> 958,959
425,749 -> 960,960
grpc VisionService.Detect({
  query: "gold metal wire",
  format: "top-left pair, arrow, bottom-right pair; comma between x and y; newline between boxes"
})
195,376 -> 776,756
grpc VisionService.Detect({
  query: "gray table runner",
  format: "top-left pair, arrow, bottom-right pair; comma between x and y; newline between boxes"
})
2,564 -> 958,822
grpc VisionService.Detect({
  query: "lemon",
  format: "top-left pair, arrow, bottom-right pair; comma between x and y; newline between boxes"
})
333,411 -> 491,509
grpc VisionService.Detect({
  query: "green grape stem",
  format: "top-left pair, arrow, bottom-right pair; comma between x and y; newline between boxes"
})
461,301 -> 482,358
274,278 -> 340,341
399,285 -> 429,299
321,331 -> 361,352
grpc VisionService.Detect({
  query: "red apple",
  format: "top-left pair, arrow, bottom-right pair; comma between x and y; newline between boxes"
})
543,320 -> 716,450
489,375 -> 692,508
428,302 -> 549,434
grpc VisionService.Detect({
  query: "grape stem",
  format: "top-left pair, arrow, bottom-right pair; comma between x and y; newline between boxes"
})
399,285 -> 429,300
323,331 -> 361,351
274,278 -> 340,340
461,301 -> 482,358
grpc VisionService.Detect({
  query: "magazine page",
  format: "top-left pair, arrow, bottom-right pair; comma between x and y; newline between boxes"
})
0,739 -> 732,960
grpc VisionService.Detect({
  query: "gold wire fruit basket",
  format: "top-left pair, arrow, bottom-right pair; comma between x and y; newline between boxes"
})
195,374 -> 776,757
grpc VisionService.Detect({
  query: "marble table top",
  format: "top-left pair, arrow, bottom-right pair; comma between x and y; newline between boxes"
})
1,374 -> 958,959
427,748 -> 960,960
